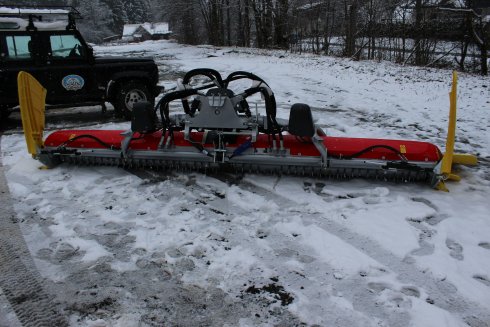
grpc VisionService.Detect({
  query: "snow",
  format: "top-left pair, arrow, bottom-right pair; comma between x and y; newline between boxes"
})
297,2 -> 323,10
121,24 -> 139,36
122,22 -> 171,37
0,17 -> 68,31
141,22 -> 170,35
410,297 -> 465,327
0,7 -> 69,14
275,220 -> 383,275
0,6 -> 73,31
1,40 -> 490,326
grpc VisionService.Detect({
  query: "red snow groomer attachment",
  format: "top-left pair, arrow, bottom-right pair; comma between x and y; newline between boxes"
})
18,69 -> 477,191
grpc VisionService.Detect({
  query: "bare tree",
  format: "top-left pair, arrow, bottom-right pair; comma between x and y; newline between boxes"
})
469,11 -> 489,74
344,0 -> 358,57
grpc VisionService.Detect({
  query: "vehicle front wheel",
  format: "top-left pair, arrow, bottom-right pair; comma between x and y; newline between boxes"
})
115,81 -> 152,120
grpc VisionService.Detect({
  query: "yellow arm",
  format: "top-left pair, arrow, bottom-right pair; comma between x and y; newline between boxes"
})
17,71 -> 47,157
434,71 -> 478,191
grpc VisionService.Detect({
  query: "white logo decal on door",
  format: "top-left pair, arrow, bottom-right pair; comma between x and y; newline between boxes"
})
62,74 -> 85,91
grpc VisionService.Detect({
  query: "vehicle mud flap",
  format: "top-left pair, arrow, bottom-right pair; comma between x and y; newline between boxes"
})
433,71 -> 478,191
17,71 -> 46,158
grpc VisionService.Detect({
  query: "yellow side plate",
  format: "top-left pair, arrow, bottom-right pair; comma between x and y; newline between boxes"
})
452,153 -> 478,166
17,71 -> 47,157
434,71 -> 478,191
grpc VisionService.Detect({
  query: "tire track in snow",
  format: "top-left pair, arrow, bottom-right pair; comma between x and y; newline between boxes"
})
15,167 -> 292,326
0,135 -> 68,327
194,175 -> 411,325
130,171 -> 490,326
239,177 -> 490,327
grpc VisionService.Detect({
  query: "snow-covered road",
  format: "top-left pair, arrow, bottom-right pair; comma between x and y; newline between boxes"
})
1,40 -> 490,326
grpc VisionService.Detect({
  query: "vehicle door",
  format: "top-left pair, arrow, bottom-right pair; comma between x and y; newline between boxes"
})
0,32 -> 46,107
44,31 -> 97,104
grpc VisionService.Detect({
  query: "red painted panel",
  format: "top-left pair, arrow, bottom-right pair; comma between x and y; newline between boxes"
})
44,130 -> 442,163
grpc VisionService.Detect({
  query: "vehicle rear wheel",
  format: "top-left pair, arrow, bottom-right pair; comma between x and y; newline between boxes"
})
115,81 -> 152,120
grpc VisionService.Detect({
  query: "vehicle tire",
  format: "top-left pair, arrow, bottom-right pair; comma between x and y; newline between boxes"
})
115,80 -> 152,120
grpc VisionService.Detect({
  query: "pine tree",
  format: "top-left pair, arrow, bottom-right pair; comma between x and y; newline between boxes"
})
103,0 -> 128,33
124,0 -> 150,23
76,0 -> 113,41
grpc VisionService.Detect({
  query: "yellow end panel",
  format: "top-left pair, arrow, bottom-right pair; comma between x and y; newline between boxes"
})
447,173 -> 462,182
434,72 -> 478,191
17,71 -> 47,157
440,71 -> 458,175
452,154 -> 478,166
435,181 -> 449,192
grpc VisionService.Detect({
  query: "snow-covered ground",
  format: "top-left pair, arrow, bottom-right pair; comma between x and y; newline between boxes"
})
1,40 -> 490,326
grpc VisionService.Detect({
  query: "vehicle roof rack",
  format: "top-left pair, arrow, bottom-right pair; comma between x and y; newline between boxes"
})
0,5 -> 82,31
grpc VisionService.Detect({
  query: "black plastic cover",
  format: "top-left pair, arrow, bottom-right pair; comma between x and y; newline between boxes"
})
288,103 -> 315,137
131,101 -> 156,133
206,88 -> 235,97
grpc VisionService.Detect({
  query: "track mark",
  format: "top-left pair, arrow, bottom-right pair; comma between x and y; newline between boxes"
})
410,197 -> 448,226
408,221 -> 435,257
367,282 -> 391,294
446,239 -> 464,261
478,242 -> 490,250
400,286 -> 421,298
473,275 -> 490,287
0,135 -> 69,326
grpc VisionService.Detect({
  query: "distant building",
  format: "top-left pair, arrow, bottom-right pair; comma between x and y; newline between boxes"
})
122,22 -> 172,42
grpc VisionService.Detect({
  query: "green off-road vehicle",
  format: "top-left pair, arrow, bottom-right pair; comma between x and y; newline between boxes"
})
0,5 -> 162,122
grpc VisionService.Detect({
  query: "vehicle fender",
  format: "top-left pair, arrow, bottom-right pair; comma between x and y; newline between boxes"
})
106,71 -> 155,101
106,79 -> 116,100
111,70 -> 151,82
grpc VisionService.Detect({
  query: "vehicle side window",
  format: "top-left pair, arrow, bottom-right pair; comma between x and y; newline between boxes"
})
5,35 -> 32,60
49,34 -> 85,59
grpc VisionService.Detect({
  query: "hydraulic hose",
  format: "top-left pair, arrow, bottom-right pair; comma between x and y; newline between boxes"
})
57,134 -> 121,150
332,144 -> 408,162
156,89 -> 198,123
183,68 -> 224,87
